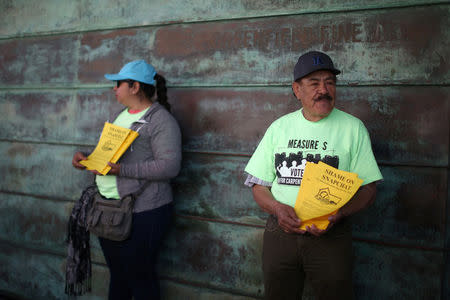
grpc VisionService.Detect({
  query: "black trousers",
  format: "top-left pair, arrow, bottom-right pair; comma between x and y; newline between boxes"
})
262,215 -> 354,300
99,203 -> 172,300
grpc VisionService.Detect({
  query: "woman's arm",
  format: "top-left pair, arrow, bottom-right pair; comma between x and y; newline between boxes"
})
119,115 -> 182,180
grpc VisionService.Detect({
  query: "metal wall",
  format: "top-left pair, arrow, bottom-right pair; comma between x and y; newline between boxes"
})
0,1 -> 448,299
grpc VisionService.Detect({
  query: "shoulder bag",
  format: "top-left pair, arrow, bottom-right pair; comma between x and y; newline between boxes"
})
86,193 -> 135,241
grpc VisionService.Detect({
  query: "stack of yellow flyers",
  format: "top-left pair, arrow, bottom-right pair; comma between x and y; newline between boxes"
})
294,161 -> 363,230
80,122 -> 139,175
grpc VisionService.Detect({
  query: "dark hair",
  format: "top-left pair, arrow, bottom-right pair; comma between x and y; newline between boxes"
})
127,74 -> 171,112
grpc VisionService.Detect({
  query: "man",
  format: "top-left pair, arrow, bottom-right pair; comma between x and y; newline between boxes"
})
244,51 -> 383,299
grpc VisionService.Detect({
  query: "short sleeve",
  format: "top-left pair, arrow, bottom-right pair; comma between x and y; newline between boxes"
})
244,125 -> 277,183
244,173 -> 273,187
350,122 -> 383,185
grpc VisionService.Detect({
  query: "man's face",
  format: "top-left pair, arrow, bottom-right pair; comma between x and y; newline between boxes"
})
292,70 -> 336,122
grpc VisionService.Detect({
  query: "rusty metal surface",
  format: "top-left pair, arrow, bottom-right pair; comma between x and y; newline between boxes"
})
170,86 -> 449,166
78,29 -> 153,84
0,242 -> 108,300
159,217 -> 264,297
0,194 -> 68,250
1,86 -> 448,167
0,141 -> 447,247
173,153 -> 265,225
2,1 -> 448,38
0,192 -> 106,264
148,5 -> 449,85
0,89 -> 124,145
0,35 -> 78,86
338,87 -> 449,167
169,88 -> 300,154
0,142 -> 91,199
353,241 -> 444,298
0,1 -> 449,299
0,242 -> 67,300
0,91 -> 76,142
2,234 -> 443,300
0,90 -> 126,144
57,6 -> 448,86
353,166 -> 448,248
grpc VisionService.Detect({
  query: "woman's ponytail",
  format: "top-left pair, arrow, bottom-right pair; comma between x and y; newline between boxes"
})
154,74 -> 171,112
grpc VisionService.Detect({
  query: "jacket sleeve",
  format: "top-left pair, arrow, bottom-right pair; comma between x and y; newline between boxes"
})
119,113 -> 182,180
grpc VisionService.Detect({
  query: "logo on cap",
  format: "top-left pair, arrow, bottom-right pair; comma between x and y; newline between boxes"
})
313,56 -> 324,66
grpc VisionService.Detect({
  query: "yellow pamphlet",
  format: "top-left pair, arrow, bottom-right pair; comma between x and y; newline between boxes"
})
80,122 -> 139,175
294,161 -> 363,230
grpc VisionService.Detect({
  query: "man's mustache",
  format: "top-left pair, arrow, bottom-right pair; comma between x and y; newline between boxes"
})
314,94 -> 333,102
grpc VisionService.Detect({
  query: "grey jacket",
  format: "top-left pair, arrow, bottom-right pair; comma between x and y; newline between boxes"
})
115,102 -> 182,212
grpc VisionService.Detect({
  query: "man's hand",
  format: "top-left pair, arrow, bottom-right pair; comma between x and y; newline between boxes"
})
274,202 -> 305,234
252,184 -> 305,234
305,210 -> 344,236
72,152 -> 87,170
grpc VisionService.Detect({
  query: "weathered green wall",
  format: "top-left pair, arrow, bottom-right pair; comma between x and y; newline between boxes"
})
0,1 -> 448,299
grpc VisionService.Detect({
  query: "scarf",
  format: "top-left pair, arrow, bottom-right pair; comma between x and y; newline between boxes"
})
65,184 -> 97,296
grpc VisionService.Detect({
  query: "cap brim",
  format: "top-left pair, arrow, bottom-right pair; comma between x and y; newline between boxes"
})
294,68 -> 341,82
104,73 -> 129,81
332,68 -> 341,75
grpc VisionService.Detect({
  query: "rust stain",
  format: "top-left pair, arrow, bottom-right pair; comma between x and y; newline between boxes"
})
0,35 -> 78,85
6,144 -> 34,158
80,29 -> 139,49
78,29 -> 152,83
154,8 -> 444,56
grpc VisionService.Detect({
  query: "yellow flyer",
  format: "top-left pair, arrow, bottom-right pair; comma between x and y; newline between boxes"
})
294,161 -> 363,230
80,122 -> 139,175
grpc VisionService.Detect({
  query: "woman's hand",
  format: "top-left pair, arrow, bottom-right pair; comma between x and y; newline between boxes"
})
72,152 -> 87,170
86,162 -> 120,175
107,162 -> 121,175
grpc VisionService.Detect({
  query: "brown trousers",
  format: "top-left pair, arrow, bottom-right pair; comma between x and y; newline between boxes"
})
262,215 -> 354,300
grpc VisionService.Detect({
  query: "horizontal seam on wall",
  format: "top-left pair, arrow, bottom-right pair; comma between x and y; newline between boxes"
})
0,83 -> 450,90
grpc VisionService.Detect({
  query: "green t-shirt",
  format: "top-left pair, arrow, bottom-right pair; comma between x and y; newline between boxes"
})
245,108 -> 383,207
96,107 -> 150,199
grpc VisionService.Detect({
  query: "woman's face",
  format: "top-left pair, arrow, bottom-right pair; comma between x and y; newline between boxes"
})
114,80 -> 134,106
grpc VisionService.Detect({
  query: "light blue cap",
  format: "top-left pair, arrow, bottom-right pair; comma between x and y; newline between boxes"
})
104,60 -> 156,85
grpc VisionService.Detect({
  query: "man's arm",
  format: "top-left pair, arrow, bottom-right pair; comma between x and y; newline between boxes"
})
252,184 -> 304,234
335,181 -> 377,219
308,182 -> 377,236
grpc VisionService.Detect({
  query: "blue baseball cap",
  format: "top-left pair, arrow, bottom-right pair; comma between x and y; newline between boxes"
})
293,51 -> 340,81
104,60 -> 157,85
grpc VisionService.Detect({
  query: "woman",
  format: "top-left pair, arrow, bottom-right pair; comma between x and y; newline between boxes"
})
71,60 -> 182,299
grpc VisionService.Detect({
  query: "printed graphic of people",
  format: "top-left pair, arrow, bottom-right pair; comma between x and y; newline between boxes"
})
300,159 -> 307,169
290,159 -> 307,178
299,159 -> 307,177
289,160 -> 300,177
277,161 -> 290,177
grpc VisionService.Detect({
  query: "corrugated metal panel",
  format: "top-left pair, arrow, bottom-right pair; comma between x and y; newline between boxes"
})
2,6 -> 448,87
0,1 -> 448,299
1,152 -> 446,248
1,87 -> 448,166
74,6 -> 450,86
1,0 -> 448,38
